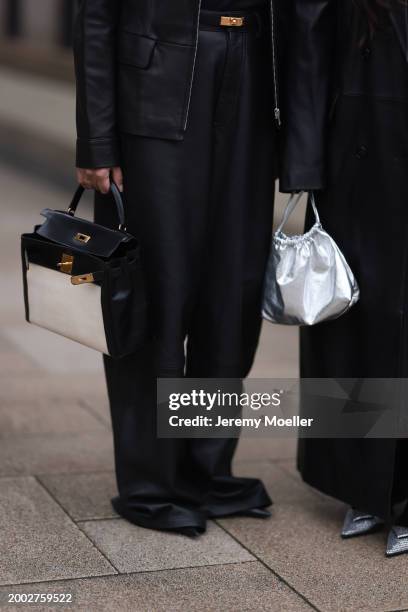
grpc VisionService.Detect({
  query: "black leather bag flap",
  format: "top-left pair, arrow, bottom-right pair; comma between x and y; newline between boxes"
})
118,31 -> 156,68
37,209 -> 134,258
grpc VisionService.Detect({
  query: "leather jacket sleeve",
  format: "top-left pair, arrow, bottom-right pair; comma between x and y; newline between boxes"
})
74,0 -> 121,169
280,0 -> 336,192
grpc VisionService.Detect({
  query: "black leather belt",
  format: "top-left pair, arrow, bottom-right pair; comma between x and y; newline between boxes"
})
199,9 -> 265,31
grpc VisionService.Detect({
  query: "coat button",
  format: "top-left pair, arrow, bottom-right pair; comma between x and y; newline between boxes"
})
362,46 -> 371,59
355,145 -> 368,159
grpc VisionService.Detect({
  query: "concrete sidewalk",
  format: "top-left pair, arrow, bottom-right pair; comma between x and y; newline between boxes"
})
1,67 -> 408,612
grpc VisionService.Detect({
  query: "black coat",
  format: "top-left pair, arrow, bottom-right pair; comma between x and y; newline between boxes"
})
73,0 -> 286,169
282,0 -> 408,520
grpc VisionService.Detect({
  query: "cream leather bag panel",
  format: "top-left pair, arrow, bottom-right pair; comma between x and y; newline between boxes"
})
27,263 -> 109,354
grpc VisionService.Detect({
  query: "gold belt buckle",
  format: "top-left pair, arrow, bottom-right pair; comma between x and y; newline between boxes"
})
220,16 -> 244,27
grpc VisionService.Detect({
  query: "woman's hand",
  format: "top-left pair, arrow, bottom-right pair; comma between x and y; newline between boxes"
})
76,167 -> 124,194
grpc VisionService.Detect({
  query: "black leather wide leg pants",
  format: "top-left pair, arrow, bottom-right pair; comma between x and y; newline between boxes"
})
95,9 -> 276,533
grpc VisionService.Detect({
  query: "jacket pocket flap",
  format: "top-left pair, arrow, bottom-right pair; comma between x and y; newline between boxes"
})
119,32 -> 156,68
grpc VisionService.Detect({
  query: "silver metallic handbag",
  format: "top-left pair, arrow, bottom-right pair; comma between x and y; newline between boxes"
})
262,192 -> 360,326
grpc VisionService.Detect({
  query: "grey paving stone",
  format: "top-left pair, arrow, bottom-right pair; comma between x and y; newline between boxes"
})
235,437 -> 296,463
274,458 -> 298,476
0,477 -> 116,585
0,562 -> 313,611
227,461 -> 317,510
251,322 -> 299,379
3,325 -> 103,374
80,518 -> 254,573
0,351 -> 40,375
0,277 -> 26,325
0,372 -> 107,404
0,399 -> 107,437
276,458 -> 326,498
0,333 -> 17,352
80,397 -> 111,428
38,472 -> 118,521
0,431 -> 114,477
218,462 -> 408,612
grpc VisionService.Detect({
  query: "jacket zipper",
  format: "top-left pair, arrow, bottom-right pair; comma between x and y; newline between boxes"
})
183,0 -> 202,131
270,0 -> 281,127
184,0 -> 280,131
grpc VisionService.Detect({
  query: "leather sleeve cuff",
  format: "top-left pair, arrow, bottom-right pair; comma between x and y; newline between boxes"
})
76,137 -> 121,169
279,165 -> 326,194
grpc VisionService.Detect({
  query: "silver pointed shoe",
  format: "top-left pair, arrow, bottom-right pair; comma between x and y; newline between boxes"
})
341,508 -> 384,539
386,526 -> 408,557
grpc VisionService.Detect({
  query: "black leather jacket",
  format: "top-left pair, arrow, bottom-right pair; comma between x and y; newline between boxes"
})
74,0 -> 284,169
280,0 -> 408,193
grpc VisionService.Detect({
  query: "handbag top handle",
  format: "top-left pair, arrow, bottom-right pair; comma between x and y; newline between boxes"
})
68,183 -> 126,231
276,191 -> 321,235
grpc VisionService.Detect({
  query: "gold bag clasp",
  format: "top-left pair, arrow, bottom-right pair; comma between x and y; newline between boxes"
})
74,232 -> 91,244
57,253 -> 74,274
71,273 -> 94,285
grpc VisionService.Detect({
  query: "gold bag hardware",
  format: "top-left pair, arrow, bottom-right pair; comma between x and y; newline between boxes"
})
74,232 -> 91,244
71,273 -> 94,285
57,253 -> 74,274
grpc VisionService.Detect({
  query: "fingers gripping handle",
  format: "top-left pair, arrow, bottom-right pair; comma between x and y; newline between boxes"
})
68,183 -> 126,231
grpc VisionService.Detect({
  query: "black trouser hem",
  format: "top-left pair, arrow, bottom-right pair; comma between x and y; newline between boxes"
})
111,496 -> 207,533
206,495 -> 273,518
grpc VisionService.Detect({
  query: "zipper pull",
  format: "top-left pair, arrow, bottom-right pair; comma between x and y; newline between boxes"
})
270,0 -> 281,129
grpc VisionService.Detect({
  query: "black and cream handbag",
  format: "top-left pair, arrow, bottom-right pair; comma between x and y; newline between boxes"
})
21,184 -> 148,358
